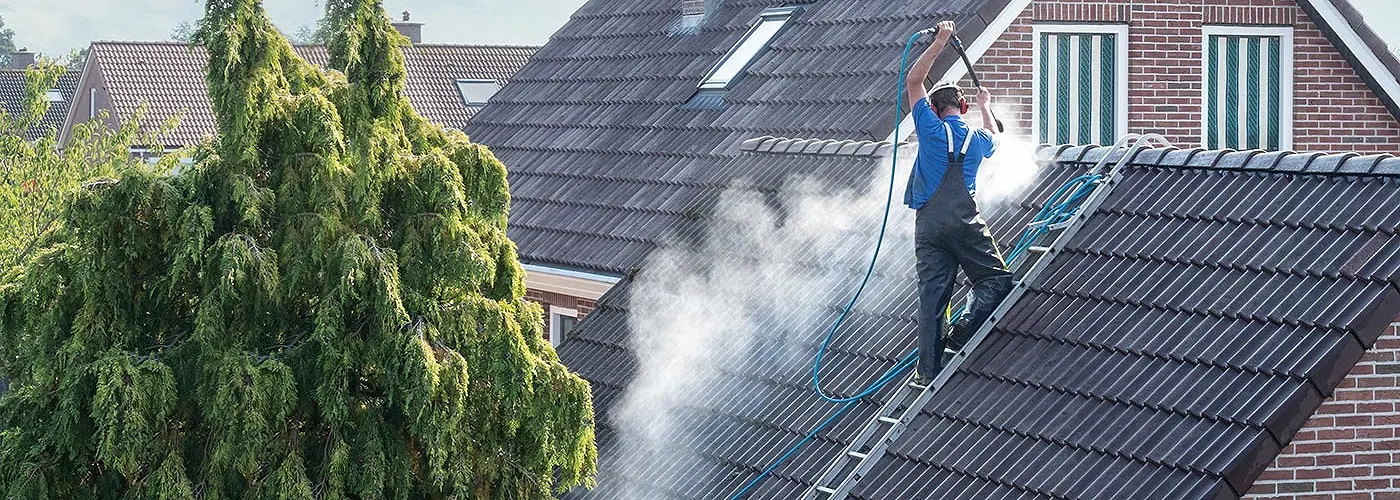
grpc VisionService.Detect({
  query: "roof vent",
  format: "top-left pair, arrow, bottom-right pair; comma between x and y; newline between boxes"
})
8,49 -> 35,70
672,0 -> 720,36
392,10 -> 424,44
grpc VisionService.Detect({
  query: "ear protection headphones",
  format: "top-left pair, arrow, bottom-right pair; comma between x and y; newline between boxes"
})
959,98 -> 969,115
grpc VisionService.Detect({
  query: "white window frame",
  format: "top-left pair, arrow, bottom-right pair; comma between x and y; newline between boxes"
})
455,79 -> 500,107
1199,25 -> 1294,151
1031,23 -> 1130,145
698,7 -> 797,90
548,305 -> 579,348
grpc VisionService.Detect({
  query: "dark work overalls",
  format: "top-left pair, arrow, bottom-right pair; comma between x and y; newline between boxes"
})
914,122 -> 1013,378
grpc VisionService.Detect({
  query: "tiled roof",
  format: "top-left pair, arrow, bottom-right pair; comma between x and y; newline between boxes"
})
82,41 -> 536,147
465,0 -> 1015,275
0,69 -> 80,141
464,0 -> 1400,497
558,145 -> 1400,500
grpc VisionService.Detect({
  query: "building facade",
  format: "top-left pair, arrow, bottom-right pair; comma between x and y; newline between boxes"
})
968,0 -> 1400,153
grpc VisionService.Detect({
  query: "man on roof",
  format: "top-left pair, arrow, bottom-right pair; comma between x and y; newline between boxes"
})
903,20 -> 1012,383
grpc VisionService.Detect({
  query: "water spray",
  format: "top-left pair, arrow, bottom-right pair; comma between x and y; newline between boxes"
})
728,25 -> 1069,499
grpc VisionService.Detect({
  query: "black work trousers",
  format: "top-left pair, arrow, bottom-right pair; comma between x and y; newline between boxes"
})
913,209 -> 1013,378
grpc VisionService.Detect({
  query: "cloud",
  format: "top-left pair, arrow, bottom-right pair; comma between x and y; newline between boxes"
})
0,0 -> 587,57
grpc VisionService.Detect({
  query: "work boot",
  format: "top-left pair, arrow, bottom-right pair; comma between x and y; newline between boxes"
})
945,322 -> 974,352
912,370 -> 936,388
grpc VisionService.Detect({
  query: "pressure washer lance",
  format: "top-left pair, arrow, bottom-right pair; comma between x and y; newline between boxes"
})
918,27 -> 1006,133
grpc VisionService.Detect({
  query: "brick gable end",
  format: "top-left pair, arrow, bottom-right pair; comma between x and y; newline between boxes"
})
965,0 -> 1400,153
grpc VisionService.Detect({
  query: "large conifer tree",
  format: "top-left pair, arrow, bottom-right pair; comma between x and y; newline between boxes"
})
0,0 -> 597,497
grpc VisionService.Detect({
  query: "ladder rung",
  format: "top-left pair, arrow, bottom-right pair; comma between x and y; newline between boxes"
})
1028,245 -> 1051,254
877,416 -> 900,424
815,486 -> 837,495
848,451 -> 868,459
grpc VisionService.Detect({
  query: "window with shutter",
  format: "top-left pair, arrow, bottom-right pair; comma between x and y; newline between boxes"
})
1202,26 -> 1294,151
1033,25 -> 1128,146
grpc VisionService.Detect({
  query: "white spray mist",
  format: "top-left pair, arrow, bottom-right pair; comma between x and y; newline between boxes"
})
611,114 -> 1042,498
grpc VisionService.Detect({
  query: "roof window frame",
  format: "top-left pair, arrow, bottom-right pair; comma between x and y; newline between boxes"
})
455,78 -> 501,107
698,6 -> 800,90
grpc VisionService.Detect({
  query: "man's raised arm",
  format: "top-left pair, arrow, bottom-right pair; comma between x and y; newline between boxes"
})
905,20 -> 955,109
977,87 -> 999,135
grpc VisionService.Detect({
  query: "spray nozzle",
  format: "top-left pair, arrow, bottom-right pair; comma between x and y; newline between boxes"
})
918,27 -> 940,36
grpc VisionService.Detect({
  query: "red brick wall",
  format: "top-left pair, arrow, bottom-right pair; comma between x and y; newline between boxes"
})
967,0 -> 1400,154
1244,323 -> 1400,499
524,288 -> 596,344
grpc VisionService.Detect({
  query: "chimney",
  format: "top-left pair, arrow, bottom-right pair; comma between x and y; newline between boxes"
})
8,48 -> 35,70
392,10 -> 423,44
681,0 -> 705,16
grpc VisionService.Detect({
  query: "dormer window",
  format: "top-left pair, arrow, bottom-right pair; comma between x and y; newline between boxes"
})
45,90 -> 63,102
698,7 -> 797,90
456,79 -> 500,107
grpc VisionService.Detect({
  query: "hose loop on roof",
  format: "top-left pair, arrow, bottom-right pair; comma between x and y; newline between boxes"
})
729,31 -> 1106,500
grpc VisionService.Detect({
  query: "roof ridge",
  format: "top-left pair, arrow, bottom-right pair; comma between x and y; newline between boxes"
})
1041,144 -> 1400,176
86,40 -> 538,50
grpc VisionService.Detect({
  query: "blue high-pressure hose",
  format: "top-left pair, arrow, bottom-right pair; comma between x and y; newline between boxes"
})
725,29 -> 1106,500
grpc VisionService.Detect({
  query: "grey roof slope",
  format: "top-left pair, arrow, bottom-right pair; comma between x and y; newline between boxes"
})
0,69 -> 80,141
556,145 -> 1400,500
76,41 -> 536,147
465,0 -> 1013,275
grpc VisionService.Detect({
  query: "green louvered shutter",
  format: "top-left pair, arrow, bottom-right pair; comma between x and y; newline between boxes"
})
1206,34 -> 1284,150
1037,31 -> 1118,145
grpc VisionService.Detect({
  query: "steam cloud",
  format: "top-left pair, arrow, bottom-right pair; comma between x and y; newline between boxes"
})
611,116 -> 1044,497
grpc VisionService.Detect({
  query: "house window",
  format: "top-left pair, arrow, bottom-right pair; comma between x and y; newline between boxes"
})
1033,24 -> 1129,146
699,7 -> 797,90
1202,26 -> 1293,151
456,79 -> 500,106
548,306 -> 580,348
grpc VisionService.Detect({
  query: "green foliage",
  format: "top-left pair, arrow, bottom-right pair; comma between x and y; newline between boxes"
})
0,16 -> 14,67
171,21 -> 198,43
0,61 -> 147,270
0,0 -> 596,498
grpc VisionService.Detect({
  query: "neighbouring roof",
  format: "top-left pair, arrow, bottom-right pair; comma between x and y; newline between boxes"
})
0,69 -> 80,141
560,145 -> 1400,499
72,41 -> 537,147
465,0 -> 1015,276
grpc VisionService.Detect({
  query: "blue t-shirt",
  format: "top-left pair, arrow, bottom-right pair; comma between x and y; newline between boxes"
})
903,98 -> 997,210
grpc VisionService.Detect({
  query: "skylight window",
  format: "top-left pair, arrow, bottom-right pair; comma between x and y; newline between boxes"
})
456,79 -> 500,106
699,7 -> 797,90
45,90 -> 63,102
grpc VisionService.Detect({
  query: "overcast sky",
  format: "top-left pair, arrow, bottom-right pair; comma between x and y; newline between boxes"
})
1,0 -> 590,57
0,0 -> 1397,59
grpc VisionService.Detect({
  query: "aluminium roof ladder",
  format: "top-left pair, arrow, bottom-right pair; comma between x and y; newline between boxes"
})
801,134 -> 1176,500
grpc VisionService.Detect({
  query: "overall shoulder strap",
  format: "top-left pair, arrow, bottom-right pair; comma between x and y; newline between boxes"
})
958,128 -> 975,159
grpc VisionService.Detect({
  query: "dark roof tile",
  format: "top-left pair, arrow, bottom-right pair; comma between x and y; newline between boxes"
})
1243,150 -> 1293,170
1271,151 -> 1322,172
1372,156 -> 1400,175
1303,152 -> 1357,173
551,147 -> 1400,499
1338,153 -> 1391,174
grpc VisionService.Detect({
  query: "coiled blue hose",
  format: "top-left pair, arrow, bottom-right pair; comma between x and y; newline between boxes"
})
726,30 -> 1106,500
